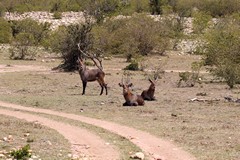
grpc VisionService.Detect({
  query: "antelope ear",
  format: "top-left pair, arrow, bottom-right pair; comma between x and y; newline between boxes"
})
118,83 -> 123,87
127,83 -> 133,87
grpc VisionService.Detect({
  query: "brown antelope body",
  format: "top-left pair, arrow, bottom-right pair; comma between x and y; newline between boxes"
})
119,82 -> 144,106
141,78 -> 157,101
78,58 -> 107,95
77,44 -> 107,95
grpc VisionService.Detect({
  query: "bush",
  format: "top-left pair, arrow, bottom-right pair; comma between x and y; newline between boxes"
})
53,12 -> 62,19
149,0 -> 162,15
124,61 -> 139,71
0,18 -> 12,43
172,0 -> 240,17
50,18 -> 94,71
9,32 -> 37,60
93,13 -> 171,60
10,19 -> 50,45
178,61 -> 203,87
192,11 -> 212,34
201,17 -> 240,88
10,144 -> 31,160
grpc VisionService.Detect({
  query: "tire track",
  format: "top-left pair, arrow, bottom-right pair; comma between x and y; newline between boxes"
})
0,108 -> 119,160
0,101 -> 196,160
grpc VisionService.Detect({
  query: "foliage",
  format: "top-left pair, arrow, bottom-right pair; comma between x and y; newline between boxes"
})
53,11 -> 62,19
50,17 -> 93,71
0,18 -> 12,43
171,0 -> 240,17
192,11 -> 211,34
149,0 -> 162,15
124,60 -> 139,71
8,19 -> 50,60
10,19 -> 50,45
9,32 -> 37,60
0,0 -> 82,12
93,13 -> 171,60
10,144 -> 31,160
84,0 -> 119,23
201,17 -> 240,88
178,61 -> 203,87
1,0 -> 240,17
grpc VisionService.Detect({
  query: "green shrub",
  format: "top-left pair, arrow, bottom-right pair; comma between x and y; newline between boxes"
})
9,32 -> 37,60
178,61 -> 203,87
149,0 -> 162,15
10,19 -> 50,45
93,13 -> 171,60
53,12 -> 62,19
10,144 -> 31,160
50,18 -> 94,71
124,61 -> 139,71
201,17 -> 240,88
0,18 -> 12,43
172,0 -> 240,17
192,11 -> 212,34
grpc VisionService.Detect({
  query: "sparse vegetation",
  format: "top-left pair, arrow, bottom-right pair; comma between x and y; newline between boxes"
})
178,61 -> 203,87
0,1 -> 240,160
10,144 -> 31,160
201,17 -> 240,88
0,18 -> 12,43
53,11 -> 62,19
124,60 -> 139,71
9,32 -> 37,60
50,17 -> 93,71
192,11 -> 212,34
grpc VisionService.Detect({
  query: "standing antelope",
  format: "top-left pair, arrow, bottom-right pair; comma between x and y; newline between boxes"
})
141,78 -> 157,101
77,44 -> 107,95
119,75 -> 144,106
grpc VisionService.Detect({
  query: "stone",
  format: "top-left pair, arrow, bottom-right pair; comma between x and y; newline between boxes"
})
130,152 -> 145,160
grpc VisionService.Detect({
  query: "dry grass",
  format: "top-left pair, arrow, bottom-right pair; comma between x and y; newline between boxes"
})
0,49 -> 239,160
0,114 -> 71,160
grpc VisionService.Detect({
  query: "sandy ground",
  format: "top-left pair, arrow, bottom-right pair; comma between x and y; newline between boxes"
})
0,64 -> 196,160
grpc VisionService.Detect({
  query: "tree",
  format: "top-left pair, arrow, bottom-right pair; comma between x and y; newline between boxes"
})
202,17 -> 240,88
93,13 -> 170,61
51,16 -> 94,71
10,32 -> 37,60
0,18 -> 12,43
149,0 -> 162,15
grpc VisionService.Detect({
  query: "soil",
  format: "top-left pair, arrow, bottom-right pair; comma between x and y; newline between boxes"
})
0,64 -> 196,160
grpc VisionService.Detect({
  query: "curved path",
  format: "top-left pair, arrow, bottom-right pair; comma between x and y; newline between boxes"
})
0,108 -> 119,160
0,101 -> 196,160
0,64 -> 197,160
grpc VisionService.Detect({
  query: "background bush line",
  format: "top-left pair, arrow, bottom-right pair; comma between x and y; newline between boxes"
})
0,1 -> 239,87
1,0 -> 240,18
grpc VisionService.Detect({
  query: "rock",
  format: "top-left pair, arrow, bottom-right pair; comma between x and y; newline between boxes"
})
153,154 -> 164,160
8,135 -> 13,141
0,154 -> 5,158
130,152 -> 145,160
31,155 -> 38,159
72,154 -> 79,159
24,133 -> 30,137
46,140 -> 52,145
2,137 -> 8,142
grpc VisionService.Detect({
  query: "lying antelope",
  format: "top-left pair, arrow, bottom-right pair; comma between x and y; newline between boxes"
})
119,76 -> 144,106
77,44 -> 107,95
141,78 -> 157,101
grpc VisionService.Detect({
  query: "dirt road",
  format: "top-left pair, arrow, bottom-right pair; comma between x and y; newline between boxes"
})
0,64 -> 196,160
